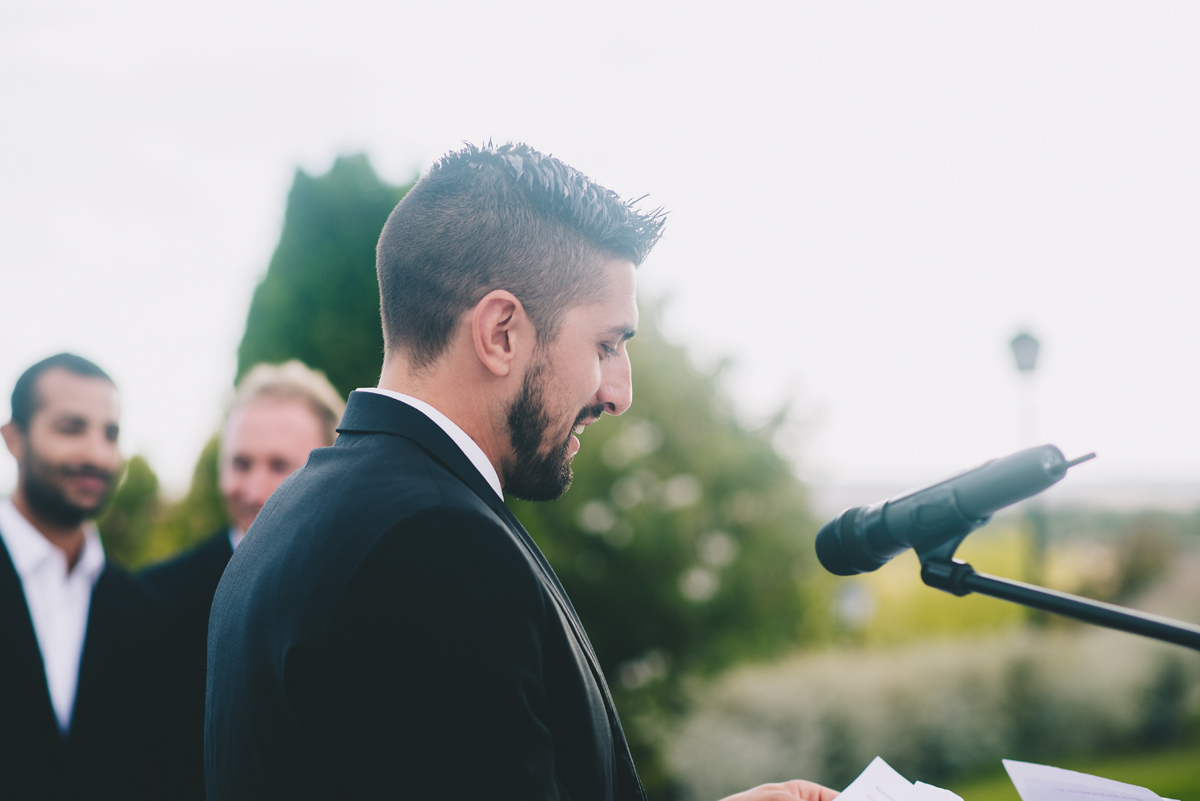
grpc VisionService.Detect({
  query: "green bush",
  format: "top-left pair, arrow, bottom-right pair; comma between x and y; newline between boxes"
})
665,628 -> 1200,797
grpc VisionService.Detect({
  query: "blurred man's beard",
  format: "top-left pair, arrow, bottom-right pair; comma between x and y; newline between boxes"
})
23,447 -> 115,528
505,362 -> 587,503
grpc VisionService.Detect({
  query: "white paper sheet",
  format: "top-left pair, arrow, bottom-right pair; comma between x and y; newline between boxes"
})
1002,759 -> 1179,801
839,757 -> 964,801
839,757 -> 915,801
911,781 -> 965,801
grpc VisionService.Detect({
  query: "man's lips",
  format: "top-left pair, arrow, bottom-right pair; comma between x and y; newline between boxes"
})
62,468 -> 114,496
570,418 -> 598,442
67,474 -> 111,495
567,406 -> 604,456
567,422 -> 590,457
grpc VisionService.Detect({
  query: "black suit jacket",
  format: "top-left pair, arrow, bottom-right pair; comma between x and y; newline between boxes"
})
206,391 -> 644,801
0,535 -> 177,800
145,530 -> 234,631
143,530 -> 235,800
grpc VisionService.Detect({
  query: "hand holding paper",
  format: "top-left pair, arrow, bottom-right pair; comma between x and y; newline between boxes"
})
720,779 -> 841,801
836,756 -> 1177,801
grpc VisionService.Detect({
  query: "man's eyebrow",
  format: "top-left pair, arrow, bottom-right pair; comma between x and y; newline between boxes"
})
608,327 -> 636,342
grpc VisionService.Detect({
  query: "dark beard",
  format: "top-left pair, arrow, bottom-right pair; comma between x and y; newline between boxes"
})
505,362 -> 599,503
23,449 -> 115,529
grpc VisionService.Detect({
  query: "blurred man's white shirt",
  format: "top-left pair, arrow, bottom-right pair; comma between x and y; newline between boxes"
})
0,497 -> 105,733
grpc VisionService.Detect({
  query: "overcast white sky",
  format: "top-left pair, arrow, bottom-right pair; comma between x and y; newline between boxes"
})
3,1 -> 1199,501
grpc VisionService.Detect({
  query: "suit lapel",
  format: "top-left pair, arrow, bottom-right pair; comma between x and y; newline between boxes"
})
69,567 -> 115,743
491,502 -> 646,799
338,392 -> 626,723
338,392 -> 501,505
493,503 -> 610,673
340,391 -> 645,796
0,536 -> 61,739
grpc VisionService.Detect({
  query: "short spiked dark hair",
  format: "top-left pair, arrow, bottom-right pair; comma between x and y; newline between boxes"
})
10,353 -> 114,431
376,142 -> 665,371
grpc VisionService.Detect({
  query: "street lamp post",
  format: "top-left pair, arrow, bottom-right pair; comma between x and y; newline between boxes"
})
1010,330 -> 1048,607
1010,330 -> 1040,440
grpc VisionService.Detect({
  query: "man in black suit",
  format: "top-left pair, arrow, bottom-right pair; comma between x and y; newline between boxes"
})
145,360 -> 344,798
206,143 -> 836,801
0,353 -> 175,800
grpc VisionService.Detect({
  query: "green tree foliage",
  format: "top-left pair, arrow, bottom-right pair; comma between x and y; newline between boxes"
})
136,156 -> 413,569
510,302 -> 823,796
142,436 -> 228,565
97,454 -> 161,567
513,304 -> 820,681
102,440 -> 227,570
237,154 -> 414,396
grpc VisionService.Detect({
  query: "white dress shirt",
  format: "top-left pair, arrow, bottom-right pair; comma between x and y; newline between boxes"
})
0,498 -> 106,734
356,387 -> 504,499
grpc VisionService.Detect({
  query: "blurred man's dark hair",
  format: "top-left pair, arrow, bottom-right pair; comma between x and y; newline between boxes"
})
10,353 -> 114,431
376,141 -> 666,371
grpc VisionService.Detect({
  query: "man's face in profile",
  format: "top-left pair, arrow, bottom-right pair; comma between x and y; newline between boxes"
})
6,368 -> 122,528
219,397 -> 327,533
504,258 -> 637,502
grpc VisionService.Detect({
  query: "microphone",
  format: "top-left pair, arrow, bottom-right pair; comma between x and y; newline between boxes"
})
815,444 -> 1095,576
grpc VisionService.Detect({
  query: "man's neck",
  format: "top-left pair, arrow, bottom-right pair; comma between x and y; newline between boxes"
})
11,492 -> 87,570
378,355 -> 511,485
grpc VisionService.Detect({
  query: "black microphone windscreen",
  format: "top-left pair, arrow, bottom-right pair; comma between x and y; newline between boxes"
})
815,511 -> 861,576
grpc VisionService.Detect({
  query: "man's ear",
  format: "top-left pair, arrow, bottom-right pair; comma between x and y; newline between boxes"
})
471,290 -> 533,377
1,421 -> 26,463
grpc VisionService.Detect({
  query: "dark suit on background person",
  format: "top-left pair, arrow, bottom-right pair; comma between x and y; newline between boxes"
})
205,391 -> 643,800
145,531 -> 234,634
144,360 -> 344,801
1,353 -> 189,800
144,530 -> 235,800
0,537 -> 175,801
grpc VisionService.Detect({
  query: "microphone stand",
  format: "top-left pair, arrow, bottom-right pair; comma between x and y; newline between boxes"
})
920,558 -> 1200,652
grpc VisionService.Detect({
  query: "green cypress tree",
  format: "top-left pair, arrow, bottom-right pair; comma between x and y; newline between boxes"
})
237,154 -> 414,395
97,454 -> 161,567
142,156 -> 414,564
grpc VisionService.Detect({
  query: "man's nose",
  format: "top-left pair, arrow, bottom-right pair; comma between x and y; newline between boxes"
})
599,352 -> 633,417
244,470 -> 280,506
84,429 -> 121,473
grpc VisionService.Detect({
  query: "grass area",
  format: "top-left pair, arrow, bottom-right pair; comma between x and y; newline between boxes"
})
844,521 -> 1170,646
944,742 -> 1200,801
851,524 -> 1030,645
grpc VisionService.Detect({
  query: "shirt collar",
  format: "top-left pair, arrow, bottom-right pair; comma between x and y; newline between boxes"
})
0,497 -> 106,584
356,387 -> 504,499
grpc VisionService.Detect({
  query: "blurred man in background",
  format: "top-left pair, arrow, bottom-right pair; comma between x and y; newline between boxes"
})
0,353 -> 175,800
145,360 -> 344,798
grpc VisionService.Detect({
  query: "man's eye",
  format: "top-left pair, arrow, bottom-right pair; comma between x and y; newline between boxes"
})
601,343 -> 618,356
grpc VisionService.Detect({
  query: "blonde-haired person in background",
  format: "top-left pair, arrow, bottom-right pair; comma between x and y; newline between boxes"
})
145,360 -> 345,799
